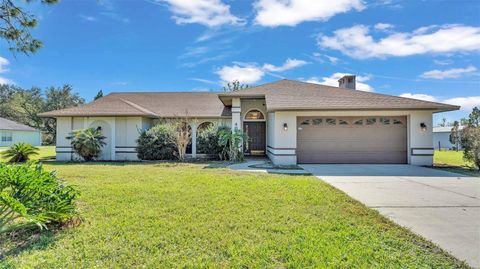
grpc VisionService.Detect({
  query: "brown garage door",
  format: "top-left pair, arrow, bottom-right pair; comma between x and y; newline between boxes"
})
297,116 -> 407,164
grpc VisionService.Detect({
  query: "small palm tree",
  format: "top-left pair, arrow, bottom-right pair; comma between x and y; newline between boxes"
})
67,127 -> 106,161
2,143 -> 39,163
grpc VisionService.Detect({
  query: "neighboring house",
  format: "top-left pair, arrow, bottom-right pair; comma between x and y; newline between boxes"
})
39,76 -> 458,165
0,117 -> 41,147
433,126 -> 465,150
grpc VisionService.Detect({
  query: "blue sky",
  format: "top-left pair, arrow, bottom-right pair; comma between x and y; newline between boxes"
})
0,0 -> 479,124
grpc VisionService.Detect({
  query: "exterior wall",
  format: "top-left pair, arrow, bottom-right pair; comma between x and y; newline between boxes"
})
115,117 -> 145,161
269,110 -> 435,166
433,132 -> 461,150
0,130 -> 41,147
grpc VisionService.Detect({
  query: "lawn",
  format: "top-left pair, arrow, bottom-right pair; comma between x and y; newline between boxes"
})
0,162 -> 467,268
434,150 -> 479,177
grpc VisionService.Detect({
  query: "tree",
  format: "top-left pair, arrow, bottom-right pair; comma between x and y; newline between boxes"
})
223,80 -> 250,92
460,107 -> 480,170
94,90 -> 103,100
439,117 -> 448,127
1,143 -> 39,163
67,127 -> 106,161
164,116 -> 194,161
0,0 -> 58,54
449,121 -> 461,151
460,118 -> 469,126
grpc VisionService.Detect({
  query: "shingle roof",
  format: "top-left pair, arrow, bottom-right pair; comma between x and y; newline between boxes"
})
0,117 -> 38,131
39,92 -> 231,118
39,79 -> 459,118
218,80 -> 459,112
433,126 -> 465,133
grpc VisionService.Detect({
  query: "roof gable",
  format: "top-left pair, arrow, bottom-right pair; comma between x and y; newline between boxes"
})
0,117 -> 38,131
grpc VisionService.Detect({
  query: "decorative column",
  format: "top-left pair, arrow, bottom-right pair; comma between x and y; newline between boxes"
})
231,98 -> 241,131
191,123 -> 198,158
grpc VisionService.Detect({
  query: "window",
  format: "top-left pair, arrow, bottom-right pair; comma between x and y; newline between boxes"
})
354,119 -> 363,125
245,109 -> 264,120
380,117 -> 390,125
312,118 -> 322,125
338,119 -> 348,125
300,119 -> 310,125
393,119 -> 403,125
1,131 -> 12,142
326,118 -> 336,125
366,117 -> 377,125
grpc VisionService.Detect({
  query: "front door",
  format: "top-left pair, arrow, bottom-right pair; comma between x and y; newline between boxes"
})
243,122 -> 266,155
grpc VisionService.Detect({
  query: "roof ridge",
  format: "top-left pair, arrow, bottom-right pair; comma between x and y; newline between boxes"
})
117,98 -> 158,116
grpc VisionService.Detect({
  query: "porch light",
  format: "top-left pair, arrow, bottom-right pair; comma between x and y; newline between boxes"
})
420,122 -> 427,132
283,123 -> 288,131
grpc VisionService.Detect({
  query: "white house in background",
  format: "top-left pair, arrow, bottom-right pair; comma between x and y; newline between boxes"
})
433,126 -> 465,150
39,76 -> 459,166
0,117 -> 41,147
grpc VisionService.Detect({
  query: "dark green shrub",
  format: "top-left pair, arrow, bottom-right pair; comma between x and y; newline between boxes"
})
0,162 -> 79,233
1,143 -> 39,163
67,127 -> 106,161
136,124 -> 177,160
197,124 -> 228,159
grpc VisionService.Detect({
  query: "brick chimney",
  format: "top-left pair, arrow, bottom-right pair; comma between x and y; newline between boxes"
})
338,75 -> 356,90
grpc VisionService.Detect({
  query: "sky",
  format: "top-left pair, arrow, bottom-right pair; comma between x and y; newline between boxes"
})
0,0 -> 479,125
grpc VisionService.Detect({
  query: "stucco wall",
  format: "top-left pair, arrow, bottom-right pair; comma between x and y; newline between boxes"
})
270,110 -> 435,166
433,132 -> 461,150
0,130 -> 41,147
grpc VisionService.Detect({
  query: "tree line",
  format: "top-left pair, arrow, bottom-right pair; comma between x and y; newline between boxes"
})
0,84 -> 85,144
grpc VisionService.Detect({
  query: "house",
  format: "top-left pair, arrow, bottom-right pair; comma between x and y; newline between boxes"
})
39,76 -> 459,165
0,117 -> 42,147
433,126 -> 465,150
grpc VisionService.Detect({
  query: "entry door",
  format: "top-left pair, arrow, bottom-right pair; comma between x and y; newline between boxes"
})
243,122 -> 266,155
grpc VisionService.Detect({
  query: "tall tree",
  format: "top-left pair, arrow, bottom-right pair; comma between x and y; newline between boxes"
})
223,80 -> 250,92
461,107 -> 480,170
0,0 -> 58,54
94,90 -> 103,100
449,121 -> 461,151
439,117 -> 448,127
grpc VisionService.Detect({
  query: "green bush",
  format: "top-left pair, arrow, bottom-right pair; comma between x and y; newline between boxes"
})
1,143 -> 39,163
0,162 -> 79,233
136,124 -> 177,160
197,124 -> 228,159
67,127 -> 106,161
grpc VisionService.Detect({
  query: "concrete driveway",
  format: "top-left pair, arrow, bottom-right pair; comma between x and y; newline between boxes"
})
300,164 -> 480,268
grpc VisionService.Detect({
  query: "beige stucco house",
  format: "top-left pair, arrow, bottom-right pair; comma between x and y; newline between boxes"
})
39,77 -> 458,165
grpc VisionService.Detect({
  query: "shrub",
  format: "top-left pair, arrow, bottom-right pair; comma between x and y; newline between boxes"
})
0,162 -> 79,233
197,124 -> 227,159
1,143 -> 39,163
136,124 -> 176,160
461,107 -> 480,170
67,127 -> 106,161
218,128 -> 248,162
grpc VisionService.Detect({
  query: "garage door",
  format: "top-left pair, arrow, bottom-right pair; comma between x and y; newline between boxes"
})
297,116 -> 407,164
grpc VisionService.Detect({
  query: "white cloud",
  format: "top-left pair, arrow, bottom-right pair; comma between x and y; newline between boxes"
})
399,93 -> 438,102
304,73 -> 374,92
192,87 -> 211,92
399,93 -> 480,111
374,23 -> 393,31
311,53 -> 339,64
217,58 -> 308,84
216,64 -> 265,84
254,0 -> 364,27
420,65 -> 477,79
79,15 -> 97,22
443,96 -> 480,111
0,56 -> 13,85
433,59 -> 453,66
318,24 -> 480,59
263,58 -> 308,72
160,0 -> 243,27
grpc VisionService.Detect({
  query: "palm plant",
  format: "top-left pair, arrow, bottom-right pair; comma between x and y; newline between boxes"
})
218,128 -> 248,162
1,143 -> 39,163
67,127 -> 106,161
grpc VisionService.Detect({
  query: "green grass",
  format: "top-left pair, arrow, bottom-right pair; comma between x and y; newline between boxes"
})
0,146 -> 56,162
0,163 -> 467,268
434,150 -> 479,177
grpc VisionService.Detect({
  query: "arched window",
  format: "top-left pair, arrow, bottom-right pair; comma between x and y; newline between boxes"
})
245,109 -> 265,120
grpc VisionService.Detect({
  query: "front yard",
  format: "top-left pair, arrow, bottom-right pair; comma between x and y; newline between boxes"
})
0,162 -> 467,268
434,150 -> 479,177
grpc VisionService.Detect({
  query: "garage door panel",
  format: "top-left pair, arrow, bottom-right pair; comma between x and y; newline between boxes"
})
297,116 -> 407,164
